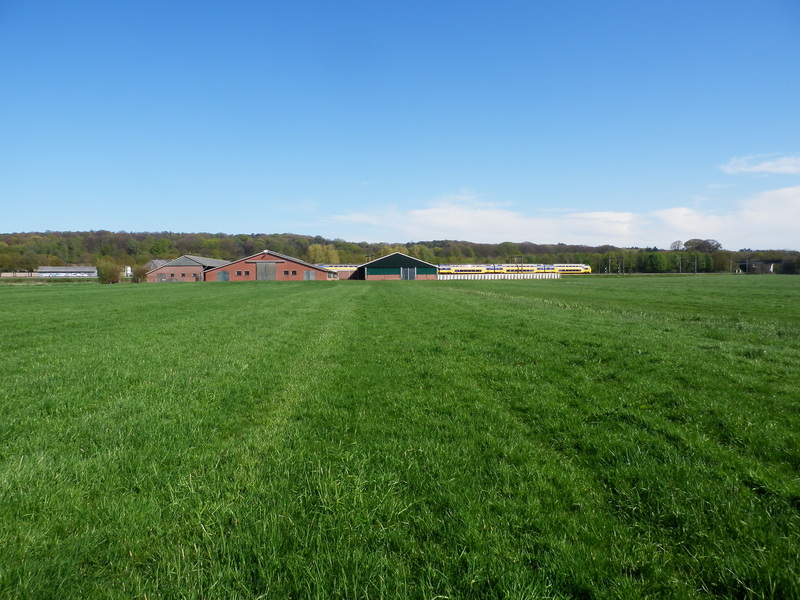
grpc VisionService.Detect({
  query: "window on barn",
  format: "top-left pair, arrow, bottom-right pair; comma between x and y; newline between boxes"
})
236,270 -> 242,276
244,270 -> 250,276
283,270 -> 289,275
291,270 -> 297,276
181,273 -> 185,277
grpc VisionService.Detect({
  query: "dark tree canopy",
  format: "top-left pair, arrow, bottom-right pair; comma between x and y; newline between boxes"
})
683,239 -> 723,253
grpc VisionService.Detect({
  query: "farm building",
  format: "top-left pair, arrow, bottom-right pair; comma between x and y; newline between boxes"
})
37,266 -> 98,278
204,250 -> 337,282
353,253 -> 438,280
318,264 -> 359,280
146,255 -> 230,283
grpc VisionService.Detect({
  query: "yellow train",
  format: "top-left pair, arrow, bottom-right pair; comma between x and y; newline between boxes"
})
437,263 -> 591,274
552,263 -> 592,274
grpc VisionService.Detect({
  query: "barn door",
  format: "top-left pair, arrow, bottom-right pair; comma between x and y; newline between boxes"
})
256,262 -> 277,281
217,271 -> 229,282
304,270 -> 315,281
401,267 -> 416,280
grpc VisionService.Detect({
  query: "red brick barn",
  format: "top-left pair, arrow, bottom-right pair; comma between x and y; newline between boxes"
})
355,252 -> 438,280
146,255 -> 230,282
204,250 -> 338,282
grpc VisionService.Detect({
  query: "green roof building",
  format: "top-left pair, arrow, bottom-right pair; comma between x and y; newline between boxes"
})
355,252 -> 438,280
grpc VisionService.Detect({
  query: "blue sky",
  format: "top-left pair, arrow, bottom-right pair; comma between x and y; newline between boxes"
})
2,0 -> 799,250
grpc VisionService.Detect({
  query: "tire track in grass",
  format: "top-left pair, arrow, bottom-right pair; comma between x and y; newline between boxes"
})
221,284 -> 368,461
141,284 -> 369,597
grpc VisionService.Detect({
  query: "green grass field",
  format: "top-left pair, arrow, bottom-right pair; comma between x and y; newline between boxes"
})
1,276 -> 798,599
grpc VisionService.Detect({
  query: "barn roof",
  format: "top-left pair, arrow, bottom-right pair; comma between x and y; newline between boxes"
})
144,259 -> 169,271
37,266 -> 97,273
177,255 -> 230,268
359,252 -> 438,269
146,255 -> 229,273
205,249 -> 334,273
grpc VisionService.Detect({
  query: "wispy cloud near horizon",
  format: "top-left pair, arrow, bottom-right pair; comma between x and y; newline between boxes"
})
720,154 -> 800,175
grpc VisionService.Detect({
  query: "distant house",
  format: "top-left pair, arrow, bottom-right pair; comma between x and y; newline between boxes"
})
37,266 -> 98,278
146,255 -> 230,282
353,253 -> 438,280
204,250 -> 337,282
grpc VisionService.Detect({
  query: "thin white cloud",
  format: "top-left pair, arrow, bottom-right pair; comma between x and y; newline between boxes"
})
324,186 -> 800,250
720,154 -> 800,175
652,206 -> 734,236
427,190 -> 505,209
568,211 -> 643,237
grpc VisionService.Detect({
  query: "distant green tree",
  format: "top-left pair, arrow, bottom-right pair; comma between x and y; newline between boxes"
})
126,239 -> 141,256
46,255 -> 66,266
684,239 -> 722,253
324,245 -> 340,263
150,238 -> 171,256
131,265 -> 148,283
332,240 -> 363,264
19,252 -> 41,272
306,244 -> 324,264
97,261 -> 121,284
200,238 -> 223,258
0,251 -> 20,272
236,234 -> 257,256
498,242 -> 520,259
378,245 -> 406,258
409,244 -> 436,263
646,252 -> 667,273
712,250 -> 733,272
306,244 -> 340,264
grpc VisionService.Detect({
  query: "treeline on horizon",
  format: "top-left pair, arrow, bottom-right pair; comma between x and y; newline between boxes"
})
1,230 -> 798,274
